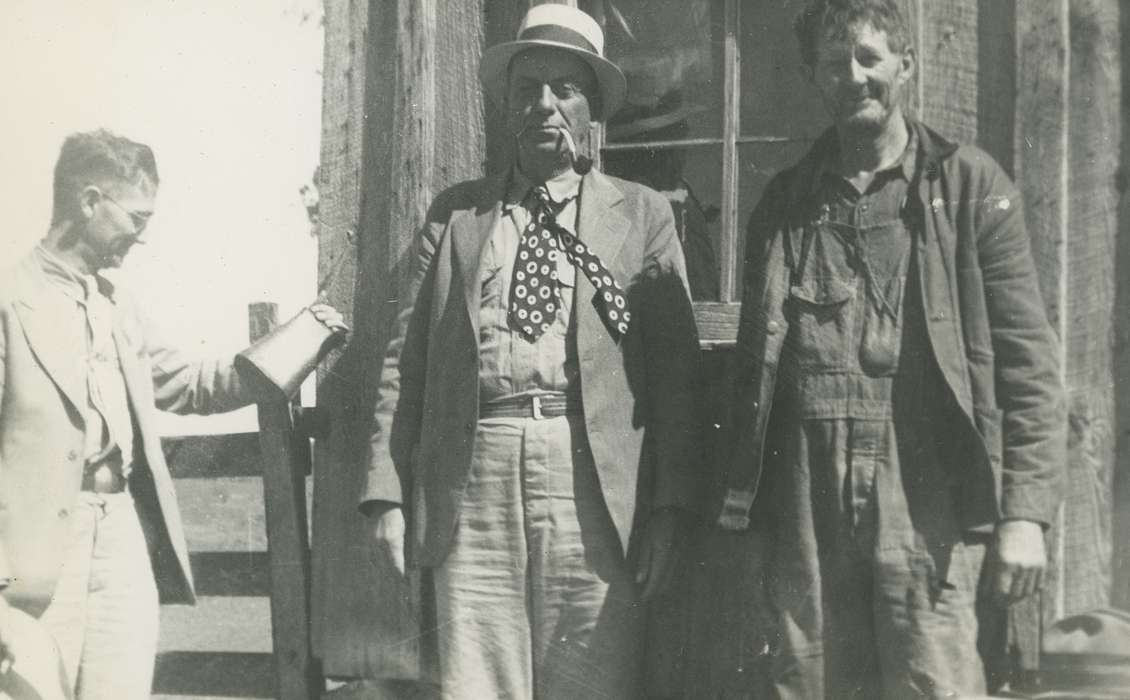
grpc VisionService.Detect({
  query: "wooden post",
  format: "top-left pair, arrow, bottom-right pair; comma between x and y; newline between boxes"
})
248,301 -> 321,700
1012,0 -> 1070,682
312,0 -> 489,683
1114,0 -> 1130,613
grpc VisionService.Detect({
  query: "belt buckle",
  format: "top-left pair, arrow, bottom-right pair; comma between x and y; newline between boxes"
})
531,395 -> 544,420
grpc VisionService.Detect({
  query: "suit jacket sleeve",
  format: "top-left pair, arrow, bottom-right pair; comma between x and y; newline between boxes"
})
124,297 -> 250,416
973,156 -> 1066,525
635,187 -> 702,515
360,207 -> 443,509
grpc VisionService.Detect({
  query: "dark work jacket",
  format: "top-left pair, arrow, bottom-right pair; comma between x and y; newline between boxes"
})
718,120 -> 1065,533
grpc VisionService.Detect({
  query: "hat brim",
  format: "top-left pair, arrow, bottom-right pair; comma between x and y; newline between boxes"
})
479,40 -> 627,120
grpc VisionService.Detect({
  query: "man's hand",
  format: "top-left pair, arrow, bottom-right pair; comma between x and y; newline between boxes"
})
984,519 -> 1046,605
308,302 -> 350,334
0,594 -> 15,675
364,504 -> 406,577
634,508 -> 692,602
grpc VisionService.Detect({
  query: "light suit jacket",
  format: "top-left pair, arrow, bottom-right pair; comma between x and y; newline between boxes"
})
362,168 -> 702,568
0,251 -> 248,614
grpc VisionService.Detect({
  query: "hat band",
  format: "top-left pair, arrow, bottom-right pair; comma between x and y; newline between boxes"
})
517,24 -> 598,56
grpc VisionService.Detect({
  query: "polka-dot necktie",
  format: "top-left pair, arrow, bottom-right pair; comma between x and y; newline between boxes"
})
508,185 -> 631,342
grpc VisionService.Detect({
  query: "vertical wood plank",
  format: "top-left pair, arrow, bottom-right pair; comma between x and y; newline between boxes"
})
975,0 -> 1016,170
1013,0 -> 1070,680
1113,0 -> 1130,613
248,302 -> 321,700
718,0 -> 740,304
919,0 -> 979,141
483,1 -> 529,175
313,0 -> 413,680
1061,0 -> 1119,616
390,0 -> 437,294
314,0 -> 490,683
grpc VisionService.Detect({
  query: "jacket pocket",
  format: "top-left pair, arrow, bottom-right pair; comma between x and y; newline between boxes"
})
786,276 -> 857,371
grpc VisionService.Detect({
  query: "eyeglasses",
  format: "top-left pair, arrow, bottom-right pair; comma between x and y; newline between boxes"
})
512,77 -> 588,102
99,191 -> 152,238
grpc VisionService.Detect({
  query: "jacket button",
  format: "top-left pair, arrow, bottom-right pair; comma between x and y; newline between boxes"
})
767,320 -> 781,334
464,422 -> 474,433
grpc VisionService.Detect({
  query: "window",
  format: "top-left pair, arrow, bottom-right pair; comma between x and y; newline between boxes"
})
587,0 -> 827,346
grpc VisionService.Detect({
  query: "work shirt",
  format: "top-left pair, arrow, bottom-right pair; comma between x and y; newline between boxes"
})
478,167 -> 583,405
779,129 -> 924,419
33,246 -> 134,479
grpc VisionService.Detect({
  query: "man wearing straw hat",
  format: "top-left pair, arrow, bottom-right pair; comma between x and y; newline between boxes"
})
362,5 -> 701,698
0,129 -> 345,699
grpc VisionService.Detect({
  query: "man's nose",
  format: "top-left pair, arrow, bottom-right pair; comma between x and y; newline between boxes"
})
848,57 -> 867,84
534,83 -> 556,113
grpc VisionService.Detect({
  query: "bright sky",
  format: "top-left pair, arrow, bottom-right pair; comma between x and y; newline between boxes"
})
0,0 -> 325,434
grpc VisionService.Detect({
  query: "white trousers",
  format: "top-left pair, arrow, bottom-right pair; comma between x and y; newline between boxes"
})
39,491 -> 159,700
433,416 -> 644,700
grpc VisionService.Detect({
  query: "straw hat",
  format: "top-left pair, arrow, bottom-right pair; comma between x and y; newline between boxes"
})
479,4 -> 627,119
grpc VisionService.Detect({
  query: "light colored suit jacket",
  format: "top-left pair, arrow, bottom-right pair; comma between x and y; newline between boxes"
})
0,250 -> 248,614
362,168 -> 702,568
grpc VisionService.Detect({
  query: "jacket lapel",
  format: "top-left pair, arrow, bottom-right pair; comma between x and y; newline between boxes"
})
453,174 -> 507,333
112,322 -> 156,446
14,280 -> 87,414
576,169 -> 628,277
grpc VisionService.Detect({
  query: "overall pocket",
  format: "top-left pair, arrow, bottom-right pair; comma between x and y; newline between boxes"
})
785,275 -> 858,371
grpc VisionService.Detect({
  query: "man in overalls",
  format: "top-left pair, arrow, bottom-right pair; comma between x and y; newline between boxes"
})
716,1 -> 1065,697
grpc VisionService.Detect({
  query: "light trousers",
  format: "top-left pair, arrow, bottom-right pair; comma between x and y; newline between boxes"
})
39,491 -> 159,700
433,415 -> 644,700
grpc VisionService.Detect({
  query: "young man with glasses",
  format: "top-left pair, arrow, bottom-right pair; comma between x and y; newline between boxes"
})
0,129 -> 344,699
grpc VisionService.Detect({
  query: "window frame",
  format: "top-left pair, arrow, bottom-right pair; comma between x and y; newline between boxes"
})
589,0 -> 746,348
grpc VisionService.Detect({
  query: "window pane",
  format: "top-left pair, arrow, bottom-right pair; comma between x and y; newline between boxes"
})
602,0 -> 724,142
736,142 -> 813,269
739,0 -> 828,139
603,145 -> 723,301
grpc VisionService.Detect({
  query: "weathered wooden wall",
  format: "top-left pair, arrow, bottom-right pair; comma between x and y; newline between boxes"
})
313,0 -> 490,687
1061,0 -> 1120,618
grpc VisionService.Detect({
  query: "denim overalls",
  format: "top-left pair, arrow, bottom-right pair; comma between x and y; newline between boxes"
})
761,141 -> 988,699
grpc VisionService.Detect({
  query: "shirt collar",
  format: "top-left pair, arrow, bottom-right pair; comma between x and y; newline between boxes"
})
817,121 -> 919,184
504,165 -> 583,212
34,244 -> 100,303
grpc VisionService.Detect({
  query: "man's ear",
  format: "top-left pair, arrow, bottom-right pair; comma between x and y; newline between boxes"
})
78,185 -> 101,221
899,46 -> 917,82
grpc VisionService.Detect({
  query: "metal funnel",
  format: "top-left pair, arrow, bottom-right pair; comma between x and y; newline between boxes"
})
234,307 -> 346,402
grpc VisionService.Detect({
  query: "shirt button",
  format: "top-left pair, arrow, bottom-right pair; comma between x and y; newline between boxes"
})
766,320 -> 781,335
58,508 -> 69,518
67,450 -> 79,461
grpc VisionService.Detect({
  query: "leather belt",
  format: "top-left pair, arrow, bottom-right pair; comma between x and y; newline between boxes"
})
479,394 -> 582,420
82,464 -> 127,494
